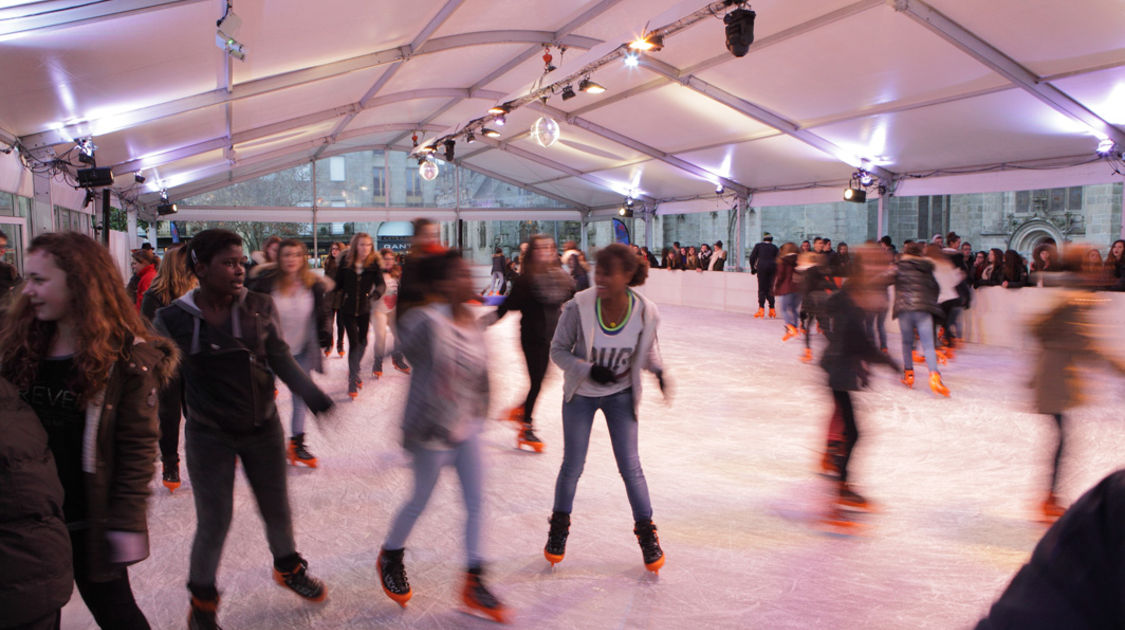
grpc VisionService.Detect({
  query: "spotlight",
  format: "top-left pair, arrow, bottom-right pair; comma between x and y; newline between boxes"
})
443,138 -> 455,162
625,196 -> 635,208
134,173 -> 146,184
1097,138 -> 1116,155
561,85 -> 577,101
859,172 -> 873,187
76,137 -> 96,164
420,144 -> 436,154
629,33 -> 664,52
715,184 -> 724,194
157,202 -> 178,215
465,132 -> 475,144
724,7 -> 756,58
579,78 -> 606,94
487,104 -> 510,116
494,114 -> 506,126
624,52 -> 639,68
481,128 -> 501,139
160,188 -> 169,202
843,187 -> 866,203
618,206 -> 634,218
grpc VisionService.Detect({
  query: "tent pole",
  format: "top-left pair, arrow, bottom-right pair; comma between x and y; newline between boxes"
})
878,194 -> 887,239
311,159 -> 318,263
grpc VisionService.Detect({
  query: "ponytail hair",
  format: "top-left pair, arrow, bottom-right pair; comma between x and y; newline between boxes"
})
596,243 -> 648,287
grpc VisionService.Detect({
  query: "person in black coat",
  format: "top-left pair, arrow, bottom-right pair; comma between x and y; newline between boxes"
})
892,242 -> 949,395
335,233 -> 386,396
819,284 -> 899,511
748,233 -> 779,318
0,376 -> 73,630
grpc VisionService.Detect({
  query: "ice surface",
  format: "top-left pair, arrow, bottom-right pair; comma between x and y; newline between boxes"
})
60,304 -> 1125,629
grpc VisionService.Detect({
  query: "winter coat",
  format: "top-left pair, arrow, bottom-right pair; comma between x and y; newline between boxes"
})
398,304 -> 489,450
0,376 -> 72,627
930,257 -> 965,305
892,256 -> 941,319
550,288 -> 664,417
1029,291 -> 1125,415
976,469 -> 1125,629
748,242 -> 779,274
336,264 -> 386,318
819,290 -> 897,391
133,264 -> 157,311
773,254 -> 799,296
709,250 -> 727,271
245,267 -> 334,371
154,289 -> 332,435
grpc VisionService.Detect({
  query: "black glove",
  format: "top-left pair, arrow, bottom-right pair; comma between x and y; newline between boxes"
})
655,370 -> 667,394
750,267 -> 757,275
589,364 -> 617,384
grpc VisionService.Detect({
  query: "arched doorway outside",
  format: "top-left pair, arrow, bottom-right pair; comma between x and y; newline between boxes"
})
376,221 -> 412,253
1008,219 -> 1063,256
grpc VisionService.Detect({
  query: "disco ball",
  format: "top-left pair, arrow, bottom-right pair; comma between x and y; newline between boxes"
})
531,116 -> 560,148
418,159 -> 439,181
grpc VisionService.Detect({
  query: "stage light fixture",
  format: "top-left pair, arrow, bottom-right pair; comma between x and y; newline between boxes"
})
843,187 -> 866,203
624,52 -> 639,68
625,196 -> 635,208
157,202 -> 178,215
1097,138 -> 1116,155
134,173 -> 146,184
724,7 -> 756,58
488,104 -> 510,116
579,78 -> 606,94
495,114 -> 507,126
561,85 -> 577,101
77,167 -> 113,188
465,132 -> 475,144
629,33 -> 664,52
481,128 -> 501,139
618,206 -> 634,218
859,172 -> 873,187
443,138 -> 455,162
715,184 -> 724,194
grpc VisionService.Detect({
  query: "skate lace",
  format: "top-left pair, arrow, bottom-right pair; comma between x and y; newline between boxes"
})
546,518 -> 569,551
280,562 -> 323,598
521,427 -> 540,442
382,558 -> 410,593
295,444 -> 315,460
635,525 -> 662,559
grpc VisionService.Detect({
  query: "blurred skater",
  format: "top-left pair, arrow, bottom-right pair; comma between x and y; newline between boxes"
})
488,234 -> 574,452
371,248 -> 406,378
773,242 -> 802,341
322,241 -> 348,357
336,232 -> 385,398
545,244 -> 670,573
893,241 -> 950,396
376,250 -> 509,623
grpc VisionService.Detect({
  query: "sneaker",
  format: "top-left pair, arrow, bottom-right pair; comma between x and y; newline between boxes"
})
462,567 -> 508,623
188,596 -> 222,630
544,512 -> 570,565
633,520 -> 665,573
377,548 -> 412,607
273,556 -> 326,602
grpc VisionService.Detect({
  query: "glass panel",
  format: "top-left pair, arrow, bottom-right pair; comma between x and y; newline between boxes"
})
329,156 -> 346,182
0,192 -> 13,216
0,221 -> 25,276
16,196 -> 31,218
182,163 -> 313,207
1067,186 -> 1083,210
314,151 -> 387,207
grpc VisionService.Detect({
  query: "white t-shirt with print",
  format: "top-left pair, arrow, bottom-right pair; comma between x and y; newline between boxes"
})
576,291 -> 645,397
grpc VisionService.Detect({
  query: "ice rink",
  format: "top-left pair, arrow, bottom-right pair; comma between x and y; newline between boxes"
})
61,302 -> 1125,629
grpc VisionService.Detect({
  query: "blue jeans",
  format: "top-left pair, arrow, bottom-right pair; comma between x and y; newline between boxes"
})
778,293 -> 801,328
384,433 -> 484,567
898,310 -> 939,373
864,308 -> 888,350
553,389 -> 653,522
290,350 -> 313,436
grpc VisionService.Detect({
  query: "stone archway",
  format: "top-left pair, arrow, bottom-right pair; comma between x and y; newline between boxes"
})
1008,219 -> 1063,254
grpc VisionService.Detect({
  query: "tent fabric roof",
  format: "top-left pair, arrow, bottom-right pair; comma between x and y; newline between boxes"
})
2,0 -> 1123,217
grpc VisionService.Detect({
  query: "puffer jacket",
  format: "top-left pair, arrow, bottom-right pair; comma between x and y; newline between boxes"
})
0,377 -> 72,627
893,256 -> 941,319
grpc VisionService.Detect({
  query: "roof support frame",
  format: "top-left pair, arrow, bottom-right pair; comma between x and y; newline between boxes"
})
0,0 -> 206,37
891,0 -> 1125,147
18,30 -> 602,149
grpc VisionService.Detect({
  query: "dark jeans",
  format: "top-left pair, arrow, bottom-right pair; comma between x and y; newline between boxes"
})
340,311 -> 370,383
71,530 -> 150,629
521,337 -> 550,423
863,308 -> 888,350
185,420 -> 296,591
1049,413 -> 1065,494
158,373 -> 183,467
757,268 -> 776,308
832,390 -> 858,483
7,612 -> 60,630
333,309 -> 346,351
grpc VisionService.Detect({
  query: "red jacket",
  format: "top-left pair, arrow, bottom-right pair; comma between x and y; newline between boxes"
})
134,264 -> 157,311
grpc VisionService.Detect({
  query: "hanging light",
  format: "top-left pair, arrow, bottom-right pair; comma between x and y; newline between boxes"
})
579,78 -> 606,94
1097,138 -> 1116,155
419,157 -> 439,181
488,103 -> 511,116
560,85 -> 577,101
481,128 -> 501,138
465,132 -> 475,144
624,52 -> 639,68
530,116 -> 560,148
494,114 -> 507,126
629,33 -> 664,52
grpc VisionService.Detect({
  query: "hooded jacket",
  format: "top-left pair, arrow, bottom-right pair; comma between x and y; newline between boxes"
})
550,288 -> 663,416
0,376 -> 72,626
892,256 -> 941,319
154,289 -> 332,434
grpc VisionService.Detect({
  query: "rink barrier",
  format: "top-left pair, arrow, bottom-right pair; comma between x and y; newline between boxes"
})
632,269 -> 1125,350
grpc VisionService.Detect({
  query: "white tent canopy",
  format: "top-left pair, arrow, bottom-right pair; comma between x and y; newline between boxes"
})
2,0 -> 1123,219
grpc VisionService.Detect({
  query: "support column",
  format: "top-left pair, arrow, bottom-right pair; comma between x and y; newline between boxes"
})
734,193 -> 749,272
878,194 -> 888,239
643,205 -> 654,250
31,166 -> 54,237
311,159 -> 319,262
147,223 -> 157,247
127,207 -> 138,248
580,215 -> 589,252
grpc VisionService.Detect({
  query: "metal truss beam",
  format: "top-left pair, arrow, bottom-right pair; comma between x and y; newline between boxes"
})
0,0 -> 205,37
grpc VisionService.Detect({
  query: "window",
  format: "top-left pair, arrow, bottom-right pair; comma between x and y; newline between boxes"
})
372,166 -> 386,197
1067,186 -> 1083,210
329,157 -> 346,182
406,169 -> 423,198
0,192 -> 12,216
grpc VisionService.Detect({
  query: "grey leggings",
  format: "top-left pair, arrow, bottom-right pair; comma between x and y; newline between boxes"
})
384,432 -> 484,567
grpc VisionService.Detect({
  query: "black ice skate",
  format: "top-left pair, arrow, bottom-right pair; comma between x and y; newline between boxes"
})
162,462 -> 182,494
517,422 -> 544,453
377,548 -> 412,607
273,555 -> 326,602
461,566 -> 509,623
544,511 -> 570,565
287,434 -> 318,468
188,595 -> 222,630
633,520 -> 665,574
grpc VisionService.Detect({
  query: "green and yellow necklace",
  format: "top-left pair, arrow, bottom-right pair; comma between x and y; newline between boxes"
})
596,291 -> 634,335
